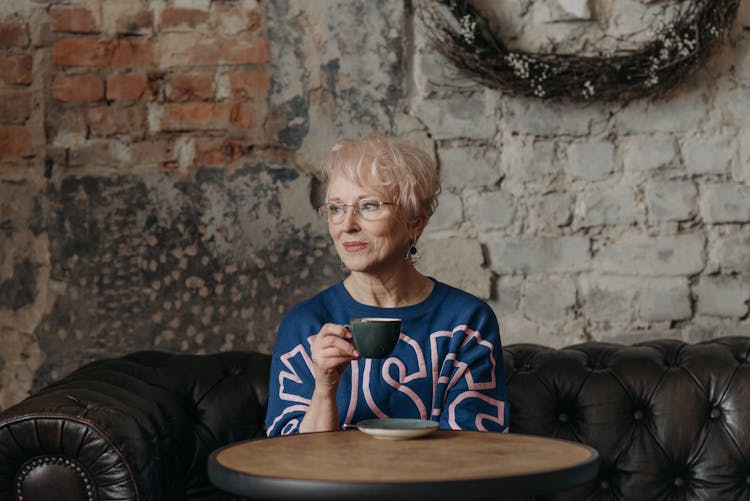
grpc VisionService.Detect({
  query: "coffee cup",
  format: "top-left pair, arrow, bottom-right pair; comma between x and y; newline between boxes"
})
348,318 -> 401,359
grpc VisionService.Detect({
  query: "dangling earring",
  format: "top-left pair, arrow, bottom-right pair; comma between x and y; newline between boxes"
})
406,239 -> 420,265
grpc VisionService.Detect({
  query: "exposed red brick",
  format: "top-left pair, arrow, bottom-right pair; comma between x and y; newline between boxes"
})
229,102 -> 252,128
111,38 -> 155,68
227,71 -> 269,100
53,38 -> 107,66
195,137 -> 244,166
160,8 -> 209,28
247,10 -> 262,31
52,73 -> 104,102
0,21 -> 29,48
85,104 -> 146,137
53,38 -> 155,68
166,72 -> 214,102
0,126 -> 32,155
0,88 -> 32,121
115,10 -> 153,35
161,102 -> 239,131
106,73 -> 149,101
0,55 -> 32,85
50,5 -> 99,33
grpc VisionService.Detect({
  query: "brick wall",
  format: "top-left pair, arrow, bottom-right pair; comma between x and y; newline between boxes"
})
41,1 -> 269,174
0,1 -> 273,170
0,17 -> 33,159
410,0 -> 750,346
0,0 -> 329,410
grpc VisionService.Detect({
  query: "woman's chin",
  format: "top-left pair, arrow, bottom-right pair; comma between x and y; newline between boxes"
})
342,262 -> 368,273
341,256 -> 380,272
342,257 -> 407,275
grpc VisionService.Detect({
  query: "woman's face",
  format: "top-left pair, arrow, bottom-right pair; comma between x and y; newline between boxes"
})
326,173 -> 412,275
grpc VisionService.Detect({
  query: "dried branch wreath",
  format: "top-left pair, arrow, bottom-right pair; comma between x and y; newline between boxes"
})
422,0 -> 740,101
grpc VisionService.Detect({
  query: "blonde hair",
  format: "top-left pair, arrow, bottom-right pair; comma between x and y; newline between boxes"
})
320,134 -> 441,223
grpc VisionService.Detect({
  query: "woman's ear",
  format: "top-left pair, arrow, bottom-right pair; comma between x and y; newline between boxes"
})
409,215 -> 428,241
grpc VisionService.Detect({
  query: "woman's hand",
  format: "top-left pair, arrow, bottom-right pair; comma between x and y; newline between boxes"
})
299,324 -> 359,433
310,323 -> 360,391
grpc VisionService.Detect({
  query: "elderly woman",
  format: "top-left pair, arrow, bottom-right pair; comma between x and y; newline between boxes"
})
265,134 -> 508,435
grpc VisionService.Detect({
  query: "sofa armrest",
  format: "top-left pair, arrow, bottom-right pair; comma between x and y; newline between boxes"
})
0,350 -> 271,501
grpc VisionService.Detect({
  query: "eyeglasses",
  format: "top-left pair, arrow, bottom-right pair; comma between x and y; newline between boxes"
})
317,199 -> 395,223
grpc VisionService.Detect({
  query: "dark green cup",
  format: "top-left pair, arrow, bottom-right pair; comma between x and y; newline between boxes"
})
349,318 -> 401,358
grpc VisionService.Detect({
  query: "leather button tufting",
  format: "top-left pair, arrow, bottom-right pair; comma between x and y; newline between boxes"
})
558,413 -> 569,423
600,480 -> 610,489
674,477 -> 685,487
710,408 -> 721,419
633,410 -> 644,420
746,475 -> 750,485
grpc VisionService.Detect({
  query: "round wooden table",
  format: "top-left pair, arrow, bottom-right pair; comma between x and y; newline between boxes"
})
208,430 -> 599,500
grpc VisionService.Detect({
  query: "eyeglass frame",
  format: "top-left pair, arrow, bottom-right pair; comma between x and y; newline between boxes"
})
317,199 -> 396,223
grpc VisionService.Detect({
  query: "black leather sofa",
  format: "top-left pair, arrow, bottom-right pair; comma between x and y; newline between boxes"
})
1,337 -> 749,500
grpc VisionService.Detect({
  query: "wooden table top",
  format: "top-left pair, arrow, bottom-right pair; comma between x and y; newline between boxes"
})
209,430 -> 599,500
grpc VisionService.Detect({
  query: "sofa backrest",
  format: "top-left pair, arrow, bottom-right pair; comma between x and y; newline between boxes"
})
2,337 -> 749,500
503,337 -> 750,500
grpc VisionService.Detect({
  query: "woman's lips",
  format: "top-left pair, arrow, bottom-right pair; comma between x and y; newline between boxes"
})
342,241 -> 367,252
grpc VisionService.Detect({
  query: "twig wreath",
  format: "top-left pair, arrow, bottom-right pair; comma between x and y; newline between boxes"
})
422,0 -> 740,101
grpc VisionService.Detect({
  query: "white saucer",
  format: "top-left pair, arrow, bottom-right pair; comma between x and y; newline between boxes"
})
355,418 -> 439,440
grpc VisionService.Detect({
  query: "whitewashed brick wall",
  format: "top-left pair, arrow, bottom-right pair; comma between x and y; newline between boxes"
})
413,0 -> 750,345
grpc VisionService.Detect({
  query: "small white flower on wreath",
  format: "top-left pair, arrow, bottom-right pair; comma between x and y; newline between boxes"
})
582,80 -> 595,99
459,14 -> 476,44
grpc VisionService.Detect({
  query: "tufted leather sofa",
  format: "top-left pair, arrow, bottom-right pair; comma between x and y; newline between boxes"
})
1,337 -> 749,500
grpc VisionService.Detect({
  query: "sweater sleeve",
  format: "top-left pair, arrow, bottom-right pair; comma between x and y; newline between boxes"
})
438,306 -> 509,432
264,310 -> 318,436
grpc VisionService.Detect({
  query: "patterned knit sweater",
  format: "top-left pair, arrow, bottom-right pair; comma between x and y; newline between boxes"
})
265,279 -> 509,436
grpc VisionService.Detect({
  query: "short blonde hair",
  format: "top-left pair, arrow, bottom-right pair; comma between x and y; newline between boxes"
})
320,134 -> 440,223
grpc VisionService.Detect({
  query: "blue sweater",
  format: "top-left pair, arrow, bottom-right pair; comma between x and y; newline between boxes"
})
265,279 -> 509,436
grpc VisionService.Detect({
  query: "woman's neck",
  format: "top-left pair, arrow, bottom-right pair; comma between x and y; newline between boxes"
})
344,266 -> 433,308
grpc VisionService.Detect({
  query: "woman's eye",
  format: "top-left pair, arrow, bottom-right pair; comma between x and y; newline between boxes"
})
360,200 -> 379,211
328,204 -> 343,214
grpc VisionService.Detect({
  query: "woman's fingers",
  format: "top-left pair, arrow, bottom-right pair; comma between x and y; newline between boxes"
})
325,333 -> 358,355
321,323 -> 352,340
315,324 -> 357,356
318,344 -> 358,362
309,324 -> 360,387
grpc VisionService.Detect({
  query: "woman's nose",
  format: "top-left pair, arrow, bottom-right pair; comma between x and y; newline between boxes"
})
338,206 -> 360,230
